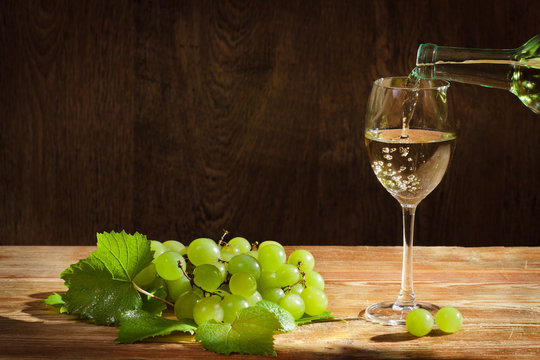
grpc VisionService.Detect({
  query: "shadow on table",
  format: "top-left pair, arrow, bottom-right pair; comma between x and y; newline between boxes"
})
5,293 -> 476,360
370,329 -> 450,343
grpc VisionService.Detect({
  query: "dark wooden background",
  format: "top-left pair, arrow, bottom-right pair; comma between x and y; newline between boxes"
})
1,0 -> 539,246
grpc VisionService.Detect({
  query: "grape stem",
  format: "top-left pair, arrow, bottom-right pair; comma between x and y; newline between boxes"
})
180,264 -> 192,281
211,290 -> 227,300
284,266 -> 307,293
131,281 -> 174,307
218,229 -> 229,246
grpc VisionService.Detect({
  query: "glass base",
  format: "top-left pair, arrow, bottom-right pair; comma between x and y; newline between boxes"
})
365,301 -> 439,325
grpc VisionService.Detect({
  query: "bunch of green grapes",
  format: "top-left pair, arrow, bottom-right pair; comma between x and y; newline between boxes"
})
133,236 -> 329,324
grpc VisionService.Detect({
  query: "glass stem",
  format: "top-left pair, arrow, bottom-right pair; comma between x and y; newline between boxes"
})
395,204 -> 417,309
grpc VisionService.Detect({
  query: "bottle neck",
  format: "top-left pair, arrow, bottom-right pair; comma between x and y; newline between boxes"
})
417,43 -> 517,65
415,44 -> 517,90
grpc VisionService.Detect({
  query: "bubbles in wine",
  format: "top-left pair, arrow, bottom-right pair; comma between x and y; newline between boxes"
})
365,129 -> 455,206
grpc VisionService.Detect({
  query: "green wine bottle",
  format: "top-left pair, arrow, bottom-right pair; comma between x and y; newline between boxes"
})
413,35 -> 539,114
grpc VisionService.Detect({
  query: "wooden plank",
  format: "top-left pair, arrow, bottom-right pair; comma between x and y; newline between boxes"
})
0,246 -> 539,359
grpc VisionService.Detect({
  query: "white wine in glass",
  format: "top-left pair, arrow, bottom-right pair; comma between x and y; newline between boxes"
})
364,77 -> 456,325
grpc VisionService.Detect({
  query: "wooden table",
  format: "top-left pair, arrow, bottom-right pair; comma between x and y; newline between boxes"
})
0,246 -> 539,359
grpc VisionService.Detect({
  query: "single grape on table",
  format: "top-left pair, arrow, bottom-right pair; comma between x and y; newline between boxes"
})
406,308 -> 434,337
435,306 -> 463,333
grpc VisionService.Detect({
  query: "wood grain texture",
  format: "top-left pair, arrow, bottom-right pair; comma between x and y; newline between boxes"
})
0,0 -> 539,246
0,245 -> 539,359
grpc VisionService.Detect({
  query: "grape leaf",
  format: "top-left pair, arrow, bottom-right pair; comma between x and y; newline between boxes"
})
92,231 -> 153,280
43,292 -> 70,314
43,293 -> 65,307
195,306 -> 280,355
140,288 -> 168,316
59,231 -> 153,325
61,258 -> 143,325
296,311 -> 337,325
116,310 -> 196,344
255,300 -> 296,332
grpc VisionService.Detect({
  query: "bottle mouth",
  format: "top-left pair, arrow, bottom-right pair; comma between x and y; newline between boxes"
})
373,76 -> 449,91
410,66 -> 435,81
416,43 -> 438,66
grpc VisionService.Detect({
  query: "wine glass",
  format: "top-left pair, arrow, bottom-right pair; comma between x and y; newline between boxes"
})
364,76 -> 455,325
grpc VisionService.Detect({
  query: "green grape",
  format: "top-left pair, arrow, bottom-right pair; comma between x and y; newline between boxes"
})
290,283 -> 304,295
261,287 -> 285,304
229,272 -> 257,298
174,291 -> 201,320
228,237 -> 251,253
163,240 -> 186,255
220,252 -> 235,262
221,294 -> 249,323
193,296 -> 224,325
300,287 -> 328,316
166,275 -> 192,302
245,290 -> 262,306
288,249 -> 315,272
276,264 -> 301,287
305,270 -> 325,290
246,250 -> 258,259
211,261 -> 228,282
149,276 -> 167,291
187,238 -> 221,266
150,240 -> 167,259
154,251 -> 186,281
228,254 -> 261,280
257,270 -> 279,290
133,263 -> 157,287
258,240 -> 284,250
257,244 -> 286,272
435,307 -> 463,333
220,244 -> 241,261
406,308 -> 434,337
279,293 -> 305,320
193,264 -> 223,292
